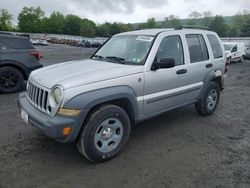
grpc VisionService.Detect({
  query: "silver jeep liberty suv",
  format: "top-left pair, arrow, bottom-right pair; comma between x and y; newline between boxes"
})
18,28 -> 226,162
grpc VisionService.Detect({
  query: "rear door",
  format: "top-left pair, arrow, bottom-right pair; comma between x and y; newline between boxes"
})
183,33 -> 212,91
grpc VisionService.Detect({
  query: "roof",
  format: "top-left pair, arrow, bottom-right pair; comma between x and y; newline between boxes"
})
0,33 -> 28,39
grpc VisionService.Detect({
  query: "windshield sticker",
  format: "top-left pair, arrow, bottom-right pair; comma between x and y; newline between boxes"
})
136,36 -> 154,42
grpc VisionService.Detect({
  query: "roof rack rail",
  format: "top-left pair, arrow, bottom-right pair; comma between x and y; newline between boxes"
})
175,25 -> 212,31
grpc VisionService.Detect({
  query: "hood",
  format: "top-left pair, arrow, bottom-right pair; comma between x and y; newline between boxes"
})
30,59 -> 144,89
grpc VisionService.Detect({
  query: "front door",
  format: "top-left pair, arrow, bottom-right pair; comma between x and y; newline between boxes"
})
143,34 -> 201,117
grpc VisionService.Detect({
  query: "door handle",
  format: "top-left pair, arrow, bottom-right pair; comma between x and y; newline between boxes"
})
206,63 -> 213,68
176,69 -> 187,75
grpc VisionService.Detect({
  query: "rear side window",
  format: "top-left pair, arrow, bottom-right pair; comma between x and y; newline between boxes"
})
186,34 -> 209,63
0,37 -> 34,50
207,34 -> 223,59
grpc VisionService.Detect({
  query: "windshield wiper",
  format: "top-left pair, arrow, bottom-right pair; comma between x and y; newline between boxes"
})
105,56 -> 125,64
92,55 -> 104,60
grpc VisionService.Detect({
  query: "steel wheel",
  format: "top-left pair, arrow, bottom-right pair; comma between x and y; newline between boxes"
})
77,104 -> 131,162
195,82 -> 220,116
206,89 -> 218,111
94,118 -> 123,153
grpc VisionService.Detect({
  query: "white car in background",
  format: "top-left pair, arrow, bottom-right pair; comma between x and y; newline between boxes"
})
30,38 -> 48,46
223,42 -> 246,63
39,39 -> 48,46
30,39 -> 39,45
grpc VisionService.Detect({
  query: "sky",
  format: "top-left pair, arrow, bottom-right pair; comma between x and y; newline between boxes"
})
1,0 -> 250,24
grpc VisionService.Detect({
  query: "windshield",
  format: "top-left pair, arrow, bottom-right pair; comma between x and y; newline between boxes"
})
92,35 -> 154,64
223,44 -> 233,51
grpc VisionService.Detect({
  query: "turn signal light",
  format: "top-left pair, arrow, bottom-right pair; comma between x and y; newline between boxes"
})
63,127 -> 71,136
58,108 -> 81,116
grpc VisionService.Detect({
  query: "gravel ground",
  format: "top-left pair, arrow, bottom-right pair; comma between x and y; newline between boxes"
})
0,44 -> 250,188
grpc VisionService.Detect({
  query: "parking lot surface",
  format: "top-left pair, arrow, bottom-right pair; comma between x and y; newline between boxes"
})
0,44 -> 250,188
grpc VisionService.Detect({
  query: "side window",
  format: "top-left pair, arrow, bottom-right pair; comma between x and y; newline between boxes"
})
186,34 -> 209,63
0,37 -> 34,49
156,35 -> 184,66
231,45 -> 237,53
207,34 -> 223,59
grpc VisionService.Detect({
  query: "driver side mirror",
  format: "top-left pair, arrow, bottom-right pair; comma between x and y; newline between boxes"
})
152,58 -> 175,70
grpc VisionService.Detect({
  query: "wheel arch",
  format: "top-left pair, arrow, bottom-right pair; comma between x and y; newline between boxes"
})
65,86 -> 140,122
0,61 -> 27,80
198,70 -> 224,100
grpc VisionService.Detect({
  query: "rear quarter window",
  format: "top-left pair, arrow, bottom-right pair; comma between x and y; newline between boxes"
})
0,37 -> 34,50
207,34 -> 223,59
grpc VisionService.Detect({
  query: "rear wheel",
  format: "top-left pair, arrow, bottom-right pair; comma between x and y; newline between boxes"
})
195,82 -> 220,116
77,104 -> 131,162
0,67 -> 24,93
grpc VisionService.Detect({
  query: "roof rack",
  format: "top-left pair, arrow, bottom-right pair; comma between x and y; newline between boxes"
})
175,25 -> 212,31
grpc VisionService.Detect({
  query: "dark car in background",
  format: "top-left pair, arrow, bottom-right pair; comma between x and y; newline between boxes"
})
91,41 -> 102,48
80,40 -> 91,48
0,33 -> 43,93
244,47 -> 250,60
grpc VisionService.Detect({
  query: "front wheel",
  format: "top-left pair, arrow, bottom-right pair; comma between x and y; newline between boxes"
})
77,104 -> 131,162
239,56 -> 244,63
0,67 -> 24,93
195,82 -> 220,116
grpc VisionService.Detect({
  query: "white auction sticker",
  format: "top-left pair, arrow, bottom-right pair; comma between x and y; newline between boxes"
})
136,36 -> 154,42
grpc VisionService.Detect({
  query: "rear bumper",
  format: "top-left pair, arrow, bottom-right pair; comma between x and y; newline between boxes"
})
18,92 -> 88,143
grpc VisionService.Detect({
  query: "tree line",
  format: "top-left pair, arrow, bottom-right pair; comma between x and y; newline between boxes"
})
0,7 -> 250,37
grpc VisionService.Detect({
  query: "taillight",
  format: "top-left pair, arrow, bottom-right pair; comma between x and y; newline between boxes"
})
30,51 -> 41,60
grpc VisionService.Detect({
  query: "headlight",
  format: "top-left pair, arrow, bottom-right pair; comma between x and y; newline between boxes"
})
49,86 -> 63,107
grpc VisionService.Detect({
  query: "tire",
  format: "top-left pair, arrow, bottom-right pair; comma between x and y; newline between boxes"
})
239,56 -> 244,63
0,67 -> 24,93
77,104 -> 131,162
195,82 -> 220,116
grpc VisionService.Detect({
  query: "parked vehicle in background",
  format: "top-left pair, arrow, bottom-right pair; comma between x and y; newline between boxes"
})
18,28 -> 225,162
30,39 -> 39,46
223,42 -> 245,63
39,39 -> 48,46
30,39 -> 48,46
0,33 -> 43,93
91,41 -> 102,48
244,47 -> 250,60
80,40 -> 92,48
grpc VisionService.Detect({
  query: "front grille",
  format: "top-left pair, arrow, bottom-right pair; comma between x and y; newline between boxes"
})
26,81 -> 50,114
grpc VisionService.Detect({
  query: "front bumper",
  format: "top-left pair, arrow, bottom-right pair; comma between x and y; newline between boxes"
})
18,92 -> 87,143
